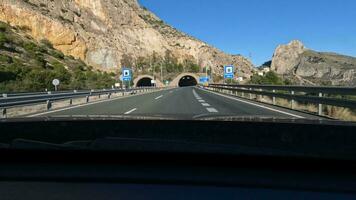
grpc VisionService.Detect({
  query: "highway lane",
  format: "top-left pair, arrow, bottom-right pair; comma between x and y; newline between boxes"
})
33,86 -> 321,119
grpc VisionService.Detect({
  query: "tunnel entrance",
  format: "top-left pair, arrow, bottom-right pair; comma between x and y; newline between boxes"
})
137,77 -> 153,87
178,76 -> 198,87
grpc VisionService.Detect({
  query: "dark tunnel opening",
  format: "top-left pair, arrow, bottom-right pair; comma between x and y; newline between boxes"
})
137,77 -> 153,87
178,76 -> 198,87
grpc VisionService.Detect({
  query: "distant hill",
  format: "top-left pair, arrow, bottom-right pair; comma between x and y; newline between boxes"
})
270,40 -> 356,86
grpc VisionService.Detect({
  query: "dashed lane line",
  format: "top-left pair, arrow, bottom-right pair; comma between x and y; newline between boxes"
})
124,108 -> 137,115
155,95 -> 163,100
206,108 -> 218,113
198,87 -> 304,119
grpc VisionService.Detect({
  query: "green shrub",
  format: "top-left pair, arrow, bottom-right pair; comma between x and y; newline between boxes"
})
249,71 -> 288,85
51,50 -> 65,59
23,42 -> 38,53
0,23 -> 7,32
0,32 -> 8,48
40,39 -> 54,49
0,55 -> 12,63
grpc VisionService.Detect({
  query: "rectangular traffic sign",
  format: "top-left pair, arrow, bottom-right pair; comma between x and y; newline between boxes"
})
122,68 -> 132,81
123,77 -> 131,81
199,76 -> 210,83
224,65 -> 234,79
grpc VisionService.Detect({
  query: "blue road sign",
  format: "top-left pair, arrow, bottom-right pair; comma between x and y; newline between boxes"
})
224,65 -> 234,79
122,68 -> 132,81
199,76 -> 210,83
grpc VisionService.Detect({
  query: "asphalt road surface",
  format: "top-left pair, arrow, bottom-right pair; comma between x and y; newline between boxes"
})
31,87 -> 321,119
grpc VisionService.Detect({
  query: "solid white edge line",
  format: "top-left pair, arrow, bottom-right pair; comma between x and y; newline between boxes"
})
28,88 -> 174,117
124,108 -> 137,115
202,103 -> 211,107
198,87 -> 305,119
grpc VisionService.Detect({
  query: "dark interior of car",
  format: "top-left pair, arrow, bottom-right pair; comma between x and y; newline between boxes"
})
0,118 -> 356,199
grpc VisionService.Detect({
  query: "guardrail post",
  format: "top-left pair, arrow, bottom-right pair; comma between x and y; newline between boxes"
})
272,90 -> 276,105
69,99 -> 73,106
1,108 -> 6,118
258,89 -> 263,101
291,91 -> 295,109
318,93 -> 323,116
249,88 -> 252,100
242,91 -> 244,98
98,94 -> 101,99
46,100 -> 52,110
86,96 -> 90,103
108,93 -> 111,99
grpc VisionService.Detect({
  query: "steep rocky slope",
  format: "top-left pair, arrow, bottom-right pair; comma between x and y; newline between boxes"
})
0,21 -> 115,92
271,40 -> 356,86
0,0 -> 253,79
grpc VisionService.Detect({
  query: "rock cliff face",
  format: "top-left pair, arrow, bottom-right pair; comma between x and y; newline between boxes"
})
271,40 -> 356,86
0,0 -> 253,78
271,40 -> 305,74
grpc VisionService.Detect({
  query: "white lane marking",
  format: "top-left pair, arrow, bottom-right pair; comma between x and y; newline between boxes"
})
28,88 -> 175,117
192,89 -> 201,99
199,88 -> 305,119
155,95 -> 163,100
124,108 -> 137,115
207,108 -> 218,113
202,103 -> 211,107
198,100 -> 205,102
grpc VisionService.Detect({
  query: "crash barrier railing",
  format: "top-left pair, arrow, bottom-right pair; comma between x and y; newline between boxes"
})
206,84 -> 356,117
0,87 -> 161,118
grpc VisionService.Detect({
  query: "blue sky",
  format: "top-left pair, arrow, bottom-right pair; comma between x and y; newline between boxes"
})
138,0 -> 356,66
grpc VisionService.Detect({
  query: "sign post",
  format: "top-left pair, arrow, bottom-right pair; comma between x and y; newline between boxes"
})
52,79 -> 60,91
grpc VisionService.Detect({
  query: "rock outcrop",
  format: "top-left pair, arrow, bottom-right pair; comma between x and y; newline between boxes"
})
0,0 -> 254,78
271,40 -> 356,86
270,40 -> 306,74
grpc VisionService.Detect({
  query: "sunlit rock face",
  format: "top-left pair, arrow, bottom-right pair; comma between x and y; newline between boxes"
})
0,0 -> 254,77
271,40 -> 356,86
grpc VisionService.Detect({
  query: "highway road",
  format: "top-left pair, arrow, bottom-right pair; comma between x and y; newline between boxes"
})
30,87 -> 321,119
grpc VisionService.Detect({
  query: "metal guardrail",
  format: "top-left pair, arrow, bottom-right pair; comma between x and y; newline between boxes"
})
0,87 -> 160,117
1,90 -> 90,98
207,84 -> 356,116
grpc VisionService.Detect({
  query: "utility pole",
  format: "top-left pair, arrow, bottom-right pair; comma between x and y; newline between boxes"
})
160,61 -> 163,83
150,56 -> 154,86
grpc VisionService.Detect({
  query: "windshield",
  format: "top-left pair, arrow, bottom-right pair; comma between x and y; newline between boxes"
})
0,0 -> 356,153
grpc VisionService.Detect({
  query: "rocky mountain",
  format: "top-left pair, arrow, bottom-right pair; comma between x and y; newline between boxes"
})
271,40 -> 356,86
0,21 -> 116,92
0,0 -> 254,79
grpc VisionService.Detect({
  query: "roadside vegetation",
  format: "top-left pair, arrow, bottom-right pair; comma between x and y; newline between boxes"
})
248,71 -> 292,85
0,22 -> 116,92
